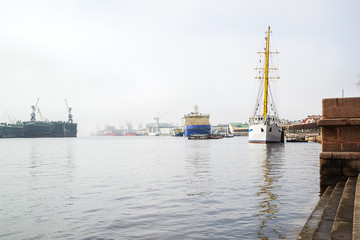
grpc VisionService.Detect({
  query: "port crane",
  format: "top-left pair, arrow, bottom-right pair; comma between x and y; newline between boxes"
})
153,110 -> 171,136
30,98 -> 39,121
65,99 -> 73,123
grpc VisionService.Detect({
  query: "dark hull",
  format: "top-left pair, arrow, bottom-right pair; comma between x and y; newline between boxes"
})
51,122 -> 77,137
0,121 -> 77,138
0,125 -> 25,138
187,134 -> 224,140
23,121 -> 53,137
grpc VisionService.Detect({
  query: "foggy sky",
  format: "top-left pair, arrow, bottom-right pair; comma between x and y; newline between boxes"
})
1,0 -> 359,136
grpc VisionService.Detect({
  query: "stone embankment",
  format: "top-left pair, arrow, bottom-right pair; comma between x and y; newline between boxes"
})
297,175 -> 359,239
298,97 -> 360,240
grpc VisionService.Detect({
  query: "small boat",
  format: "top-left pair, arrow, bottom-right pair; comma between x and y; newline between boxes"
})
224,132 -> 234,138
173,128 -> 184,137
188,134 -> 209,140
124,132 -> 136,136
187,134 -> 224,140
286,136 -> 308,142
148,132 -> 160,136
208,134 -> 224,139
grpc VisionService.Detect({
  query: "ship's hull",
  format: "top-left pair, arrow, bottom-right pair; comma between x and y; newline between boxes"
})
0,124 -> 25,138
51,122 -> 77,137
124,133 -> 136,136
248,123 -> 282,143
184,125 -> 211,137
23,121 -> 53,137
10,121 -> 78,138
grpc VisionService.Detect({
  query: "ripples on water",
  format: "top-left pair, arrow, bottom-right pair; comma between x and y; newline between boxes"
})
0,137 -> 320,239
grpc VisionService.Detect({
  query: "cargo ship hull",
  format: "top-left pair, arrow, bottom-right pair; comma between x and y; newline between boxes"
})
0,121 -> 77,138
23,121 -> 53,137
51,122 -> 77,137
184,125 -> 211,137
0,124 -> 25,138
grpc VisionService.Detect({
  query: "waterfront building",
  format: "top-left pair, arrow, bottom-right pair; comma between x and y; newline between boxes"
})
146,122 -> 176,136
230,123 -> 249,136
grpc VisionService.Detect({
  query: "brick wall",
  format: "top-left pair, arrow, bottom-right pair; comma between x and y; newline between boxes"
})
318,97 -> 360,192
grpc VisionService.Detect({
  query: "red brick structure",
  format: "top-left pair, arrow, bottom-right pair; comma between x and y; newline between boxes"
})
318,97 -> 360,191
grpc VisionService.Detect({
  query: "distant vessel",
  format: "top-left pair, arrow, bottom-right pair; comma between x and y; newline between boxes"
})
173,128 -> 184,137
96,125 -> 123,136
124,132 -> 136,136
212,124 -> 234,138
249,26 -> 283,143
286,136 -> 308,142
23,99 -> 77,138
183,105 -> 211,137
148,132 -> 158,136
0,99 -> 77,138
187,133 -> 223,140
124,121 -> 136,136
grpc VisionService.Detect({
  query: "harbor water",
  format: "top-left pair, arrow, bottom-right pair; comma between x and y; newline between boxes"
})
0,136 -> 320,239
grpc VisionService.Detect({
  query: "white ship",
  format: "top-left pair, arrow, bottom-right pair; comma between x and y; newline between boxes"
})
249,26 -> 283,143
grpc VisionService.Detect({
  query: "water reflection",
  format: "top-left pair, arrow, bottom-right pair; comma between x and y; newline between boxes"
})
65,140 -> 76,174
254,144 -> 285,240
185,142 -> 212,197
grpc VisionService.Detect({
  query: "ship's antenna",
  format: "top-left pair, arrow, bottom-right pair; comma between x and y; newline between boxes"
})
356,76 -> 360,94
65,99 -> 73,123
194,105 -> 199,114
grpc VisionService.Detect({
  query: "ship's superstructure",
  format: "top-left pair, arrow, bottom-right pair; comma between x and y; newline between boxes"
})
249,26 -> 283,143
183,105 -> 211,137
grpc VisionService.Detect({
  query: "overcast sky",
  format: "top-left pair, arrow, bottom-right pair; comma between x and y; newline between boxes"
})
0,0 -> 359,135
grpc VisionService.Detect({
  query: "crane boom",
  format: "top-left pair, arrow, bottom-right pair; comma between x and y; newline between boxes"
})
65,99 -> 73,123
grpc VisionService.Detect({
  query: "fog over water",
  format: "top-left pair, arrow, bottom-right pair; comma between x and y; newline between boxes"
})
0,1 -> 359,136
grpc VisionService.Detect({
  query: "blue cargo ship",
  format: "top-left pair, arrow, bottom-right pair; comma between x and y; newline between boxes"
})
184,106 -> 211,137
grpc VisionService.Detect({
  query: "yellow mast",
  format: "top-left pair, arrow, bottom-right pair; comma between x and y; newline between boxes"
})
263,26 -> 270,119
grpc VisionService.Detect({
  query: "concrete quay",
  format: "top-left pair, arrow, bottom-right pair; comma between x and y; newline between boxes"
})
298,97 -> 360,240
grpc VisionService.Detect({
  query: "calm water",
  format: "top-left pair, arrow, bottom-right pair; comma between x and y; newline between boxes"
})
0,136 -> 320,240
